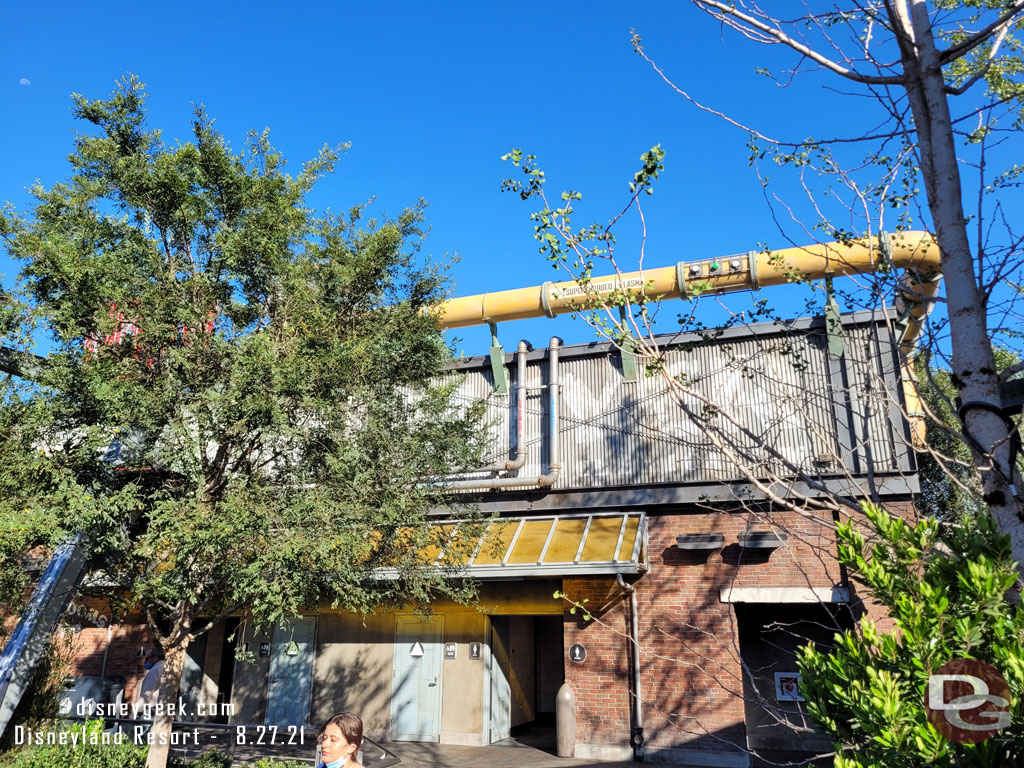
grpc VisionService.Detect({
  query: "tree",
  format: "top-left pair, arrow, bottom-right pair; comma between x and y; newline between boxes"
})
0,76 -> 485,768
505,0 -> 1024,555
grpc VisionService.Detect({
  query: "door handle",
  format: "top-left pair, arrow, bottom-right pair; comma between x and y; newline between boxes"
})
427,680 -> 437,687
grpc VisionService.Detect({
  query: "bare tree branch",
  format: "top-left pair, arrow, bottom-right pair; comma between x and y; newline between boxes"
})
691,0 -> 905,85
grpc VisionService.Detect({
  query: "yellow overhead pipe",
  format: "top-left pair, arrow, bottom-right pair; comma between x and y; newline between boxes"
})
438,231 -> 940,338
437,230 -> 942,447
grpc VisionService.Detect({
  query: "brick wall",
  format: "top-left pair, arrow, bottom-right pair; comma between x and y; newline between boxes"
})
561,502 -> 913,762
62,598 -> 158,702
562,576 -> 632,751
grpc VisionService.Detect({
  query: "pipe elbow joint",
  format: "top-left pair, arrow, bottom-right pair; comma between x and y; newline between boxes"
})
538,465 -> 561,487
503,454 -> 527,472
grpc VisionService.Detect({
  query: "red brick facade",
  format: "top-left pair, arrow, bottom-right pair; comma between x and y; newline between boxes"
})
59,598 -> 156,703
562,502 -> 913,761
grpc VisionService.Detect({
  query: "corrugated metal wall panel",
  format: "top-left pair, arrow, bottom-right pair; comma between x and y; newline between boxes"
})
843,323 -> 902,471
443,318 -> 906,491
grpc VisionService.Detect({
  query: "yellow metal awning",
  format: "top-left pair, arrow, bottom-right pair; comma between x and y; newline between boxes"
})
374,512 -> 647,580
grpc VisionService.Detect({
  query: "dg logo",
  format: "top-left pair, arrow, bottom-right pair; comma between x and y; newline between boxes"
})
925,659 -> 1012,744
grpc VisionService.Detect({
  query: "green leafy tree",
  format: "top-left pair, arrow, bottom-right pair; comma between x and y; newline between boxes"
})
798,503 -> 1024,767
0,76 -> 485,768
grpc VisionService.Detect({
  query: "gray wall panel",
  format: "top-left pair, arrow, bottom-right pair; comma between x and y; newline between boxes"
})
442,316 -> 907,492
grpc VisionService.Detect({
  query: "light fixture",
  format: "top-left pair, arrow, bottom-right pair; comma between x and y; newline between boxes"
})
738,530 -> 787,549
676,533 -> 725,550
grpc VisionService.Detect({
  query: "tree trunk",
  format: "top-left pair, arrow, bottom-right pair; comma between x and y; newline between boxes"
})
144,640 -> 188,768
901,1 -> 1024,563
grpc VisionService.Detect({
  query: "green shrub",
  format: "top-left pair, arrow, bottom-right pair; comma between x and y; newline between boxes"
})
169,751 -> 232,768
798,504 -> 1024,767
0,719 -> 147,768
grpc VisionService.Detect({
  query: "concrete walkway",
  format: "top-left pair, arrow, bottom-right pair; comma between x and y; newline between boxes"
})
377,741 -> 639,768
164,725 -> 640,768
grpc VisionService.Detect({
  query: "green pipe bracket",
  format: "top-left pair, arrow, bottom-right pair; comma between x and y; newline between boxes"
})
824,273 -> 845,360
488,322 -> 509,393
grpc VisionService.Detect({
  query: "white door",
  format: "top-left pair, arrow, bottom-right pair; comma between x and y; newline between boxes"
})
488,616 -> 511,743
265,617 -> 317,727
390,615 -> 442,741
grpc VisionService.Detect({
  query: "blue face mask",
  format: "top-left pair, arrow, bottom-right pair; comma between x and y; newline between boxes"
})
322,760 -> 344,768
143,661 -> 155,670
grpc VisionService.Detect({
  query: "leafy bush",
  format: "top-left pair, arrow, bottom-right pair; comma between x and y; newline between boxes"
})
798,503 -> 1024,767
169,752 -> 232,768
0,719 -> 147,768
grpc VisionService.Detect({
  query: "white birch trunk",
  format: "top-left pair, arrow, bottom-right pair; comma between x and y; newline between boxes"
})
900,1 -> 1024,565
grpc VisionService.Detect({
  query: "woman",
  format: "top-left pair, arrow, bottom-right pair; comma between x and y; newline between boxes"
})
317,712 -> 365,768
134,648 -> 165,713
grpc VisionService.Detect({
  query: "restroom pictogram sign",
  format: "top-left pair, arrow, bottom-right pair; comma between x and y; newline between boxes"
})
568,643 -> 587,664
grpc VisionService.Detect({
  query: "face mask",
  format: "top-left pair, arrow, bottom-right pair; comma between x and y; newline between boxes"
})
143,661 -> 155,670
323,759 -> 344,768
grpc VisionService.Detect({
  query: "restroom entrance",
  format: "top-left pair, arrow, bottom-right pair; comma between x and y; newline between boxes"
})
487,615 -> 563,748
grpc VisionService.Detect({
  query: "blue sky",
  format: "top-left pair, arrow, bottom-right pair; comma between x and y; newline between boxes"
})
0,1 -> 976,354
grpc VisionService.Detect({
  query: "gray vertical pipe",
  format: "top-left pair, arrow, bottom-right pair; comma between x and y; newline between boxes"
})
477,340 -> 529,472
542,337 -> 561,485
617,574 -> 644,761
511,340 -> 528,471
432,336 -> 561,490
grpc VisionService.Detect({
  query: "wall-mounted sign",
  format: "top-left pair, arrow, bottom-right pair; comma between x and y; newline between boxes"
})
444,643 -> 457,659
469,642 -> 482,660
64,600 -> 109,632
259,642 -> 271,658
568,643 -> 587,664
774,672 -> 804,702
410,641 -> 424,658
